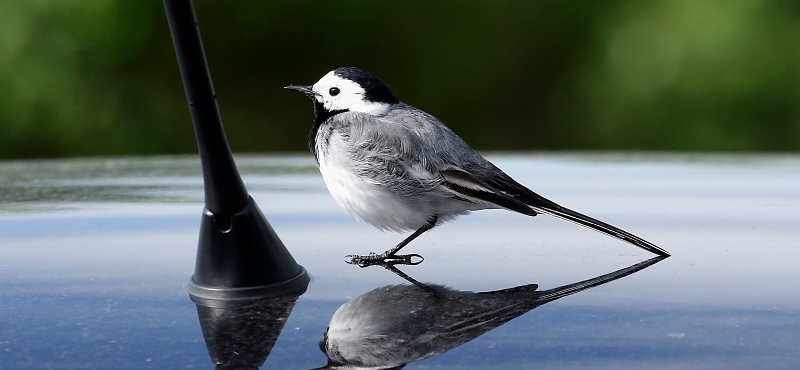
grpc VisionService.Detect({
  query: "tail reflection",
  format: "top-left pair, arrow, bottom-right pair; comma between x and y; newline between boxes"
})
316,256 -> 666,369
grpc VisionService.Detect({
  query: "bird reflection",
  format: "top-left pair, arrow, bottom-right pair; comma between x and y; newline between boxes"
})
316,256 -> 666,369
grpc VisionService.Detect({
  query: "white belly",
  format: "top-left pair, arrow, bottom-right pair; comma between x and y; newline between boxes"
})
317,132 -> 432,232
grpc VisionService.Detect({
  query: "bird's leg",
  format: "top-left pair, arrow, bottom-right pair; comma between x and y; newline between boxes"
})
346,215 -> 437,267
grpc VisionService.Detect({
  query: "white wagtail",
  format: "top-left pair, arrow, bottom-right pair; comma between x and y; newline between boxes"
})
285,67 -> 670,264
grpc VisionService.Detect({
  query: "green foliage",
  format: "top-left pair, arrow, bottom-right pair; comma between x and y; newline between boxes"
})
0,0 -> 798,159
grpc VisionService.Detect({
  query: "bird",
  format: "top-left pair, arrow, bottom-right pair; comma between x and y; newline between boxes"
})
314,256 -> 666,369
285,67 -> 670,265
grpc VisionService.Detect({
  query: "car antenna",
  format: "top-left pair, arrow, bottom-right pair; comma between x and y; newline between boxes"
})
163,0 -> 309,302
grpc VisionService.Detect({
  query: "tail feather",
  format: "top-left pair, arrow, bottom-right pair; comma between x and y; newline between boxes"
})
533,204 -> 670,257
485,174 -> 670,257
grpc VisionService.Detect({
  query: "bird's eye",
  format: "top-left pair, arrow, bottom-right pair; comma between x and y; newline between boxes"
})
329,87 -> 340,96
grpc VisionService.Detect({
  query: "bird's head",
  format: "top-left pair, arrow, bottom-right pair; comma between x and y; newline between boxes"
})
285,67 -> 399,115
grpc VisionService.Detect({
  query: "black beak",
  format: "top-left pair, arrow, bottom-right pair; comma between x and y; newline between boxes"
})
284,85 -> 318,98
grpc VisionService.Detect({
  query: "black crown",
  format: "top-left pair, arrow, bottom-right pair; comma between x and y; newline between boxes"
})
334,67 -> 399,105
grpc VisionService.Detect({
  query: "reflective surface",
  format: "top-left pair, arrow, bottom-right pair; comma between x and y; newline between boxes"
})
1,153 -> 799,369
318,257 -> 665,369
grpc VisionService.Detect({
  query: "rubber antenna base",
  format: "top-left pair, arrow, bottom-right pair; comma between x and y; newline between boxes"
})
187,196 -> 310,302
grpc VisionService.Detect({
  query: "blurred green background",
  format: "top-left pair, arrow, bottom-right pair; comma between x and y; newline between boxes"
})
1,0 -> 798,159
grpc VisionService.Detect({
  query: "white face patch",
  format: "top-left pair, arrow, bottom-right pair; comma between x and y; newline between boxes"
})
312,71 -> 391,115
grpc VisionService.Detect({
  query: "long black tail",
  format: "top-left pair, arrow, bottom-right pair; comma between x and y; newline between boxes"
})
533,203 -> 670,256
487,175 -> 671,257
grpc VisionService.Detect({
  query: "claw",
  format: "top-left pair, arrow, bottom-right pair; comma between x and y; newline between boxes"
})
345,252 -> 424,267
392,253 -> 424,265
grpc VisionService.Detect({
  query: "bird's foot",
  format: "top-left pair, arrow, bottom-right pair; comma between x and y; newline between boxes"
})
345,252 -> 424,267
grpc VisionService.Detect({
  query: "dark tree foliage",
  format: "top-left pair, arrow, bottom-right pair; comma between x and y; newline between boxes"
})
1,0 -> 798,159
